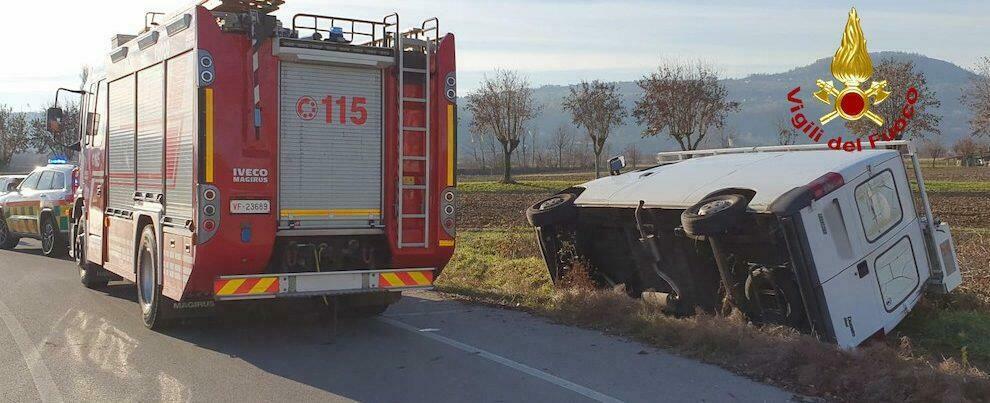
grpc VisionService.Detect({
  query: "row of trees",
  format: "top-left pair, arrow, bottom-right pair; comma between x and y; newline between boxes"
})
467,55 -> 990,183
467,63 -> 739,183
0,103 -> 79,171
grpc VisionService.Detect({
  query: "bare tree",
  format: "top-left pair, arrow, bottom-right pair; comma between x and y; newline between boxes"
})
919,138 -> 946,167
952,137 -> 985,166
0,105 -> 30,170
465,70 -> 540,183
562,80 -> 627,178
622,143 -> 643,168
776,116 -> 799,145
634,62 -> 738,152
29,102 -> 80,159
550,126 -> 573,168
844,58 -> 941,140
79,65 -> 91,91
961,57 -> 990,137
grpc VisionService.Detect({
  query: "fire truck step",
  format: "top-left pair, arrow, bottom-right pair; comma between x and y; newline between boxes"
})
402,97 -> 427,103
402,214 -> 426,219
402,126 -> 427,132
402,68 -> 428,74
402,156 -> 427,161
403,185 -> 426,190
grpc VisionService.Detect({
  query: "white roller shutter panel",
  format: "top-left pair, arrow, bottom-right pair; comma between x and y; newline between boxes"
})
279,62 -> 383,229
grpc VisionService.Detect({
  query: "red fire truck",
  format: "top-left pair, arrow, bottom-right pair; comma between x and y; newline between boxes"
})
47,0 -> 457,329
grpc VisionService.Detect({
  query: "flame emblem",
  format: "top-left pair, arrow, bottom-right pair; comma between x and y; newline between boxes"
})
813,8 -> 890,126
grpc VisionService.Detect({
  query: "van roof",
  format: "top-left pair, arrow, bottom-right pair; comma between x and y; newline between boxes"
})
574,149 -> 900,211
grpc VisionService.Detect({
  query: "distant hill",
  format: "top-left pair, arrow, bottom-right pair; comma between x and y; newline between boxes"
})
457,52 -> 978,157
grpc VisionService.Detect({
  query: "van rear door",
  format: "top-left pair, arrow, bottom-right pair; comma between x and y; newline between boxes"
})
817,157 -> 931,347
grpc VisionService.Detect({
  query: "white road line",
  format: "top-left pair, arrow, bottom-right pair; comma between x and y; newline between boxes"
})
379,317 -> 624,403
0,298 -> 64,403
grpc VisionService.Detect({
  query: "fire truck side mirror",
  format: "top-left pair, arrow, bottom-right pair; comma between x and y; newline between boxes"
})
46,107 -> 64,134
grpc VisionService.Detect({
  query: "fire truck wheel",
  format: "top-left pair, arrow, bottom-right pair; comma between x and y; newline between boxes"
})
137,225 -> 172,330
40,214 -> 67,257
77,218 -> 109,289
0,219 -> 18,250
331,292 -> 400,318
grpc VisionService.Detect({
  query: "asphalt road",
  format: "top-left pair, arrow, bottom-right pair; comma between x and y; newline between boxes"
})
0,240 -> 793,402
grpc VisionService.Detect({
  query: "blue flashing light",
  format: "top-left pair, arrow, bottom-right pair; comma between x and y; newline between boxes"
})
48,155 -> 68,164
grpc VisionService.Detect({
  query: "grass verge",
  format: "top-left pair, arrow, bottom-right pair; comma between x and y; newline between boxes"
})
458,180 -> 577,193
913,181 -> 990,193
437,229 -> 990,402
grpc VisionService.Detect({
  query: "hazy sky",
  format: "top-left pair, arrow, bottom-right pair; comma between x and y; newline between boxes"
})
1,0 -> 988,111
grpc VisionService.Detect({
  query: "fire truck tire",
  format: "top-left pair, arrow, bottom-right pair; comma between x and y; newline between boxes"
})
331,292 -> 400,318
40,214 -> 67,257
137,225 -> 173,330
76,218 -> 109,289
0,219 -> 18,250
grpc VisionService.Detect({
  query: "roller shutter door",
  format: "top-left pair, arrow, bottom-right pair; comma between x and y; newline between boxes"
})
279,63 -> 383,230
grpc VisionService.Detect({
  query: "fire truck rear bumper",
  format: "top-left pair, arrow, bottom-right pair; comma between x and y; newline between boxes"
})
213,268 -> 435,301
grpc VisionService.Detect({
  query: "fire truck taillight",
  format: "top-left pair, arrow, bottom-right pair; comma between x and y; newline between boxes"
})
197,184 -> 220,244
197,50 -> 215,87
440,188 -> 455,237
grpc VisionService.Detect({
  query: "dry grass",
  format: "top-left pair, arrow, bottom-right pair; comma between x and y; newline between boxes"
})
438,229 -> 990,402
957,232 -> 990,308
546,287 -> 990,402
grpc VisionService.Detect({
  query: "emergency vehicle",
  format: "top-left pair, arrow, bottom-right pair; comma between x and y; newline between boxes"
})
0,175 -> 27,195
45,0 -> 457,328
0,161 -> 77,255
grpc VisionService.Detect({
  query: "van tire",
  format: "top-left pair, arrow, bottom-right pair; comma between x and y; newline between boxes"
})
136,225 -> 172,330
0,219 -> 18,250
527,193 -> 578,227
745,267 -> 804,327
681,194 -> 748,237
41,214 -> 66,257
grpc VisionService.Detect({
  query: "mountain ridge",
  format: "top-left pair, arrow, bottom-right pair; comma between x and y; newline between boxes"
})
457,51 -> 978,157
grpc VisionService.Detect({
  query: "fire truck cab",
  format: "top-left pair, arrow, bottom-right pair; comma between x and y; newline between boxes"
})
55,0 -> 457,328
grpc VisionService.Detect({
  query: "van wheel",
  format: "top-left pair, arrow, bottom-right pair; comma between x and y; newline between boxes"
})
745,267 -> 804,327
681,194 -> 748,237
76,217 -> 109,289
527,193 -> 578,227
0,219 -> 18,250
137,225 -> 171,330
41,215 -> 67,257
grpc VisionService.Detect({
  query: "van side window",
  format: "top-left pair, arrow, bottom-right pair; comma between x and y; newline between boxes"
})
51,172 -> 66,190
855,170 -> 903,242
37,171 -> 55,191
20,172 -> 42,190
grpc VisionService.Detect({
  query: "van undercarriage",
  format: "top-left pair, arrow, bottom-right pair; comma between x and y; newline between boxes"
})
536,205 -> 812,331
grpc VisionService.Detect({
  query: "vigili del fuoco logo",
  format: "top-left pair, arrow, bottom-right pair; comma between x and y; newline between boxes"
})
786,8 -> 920,152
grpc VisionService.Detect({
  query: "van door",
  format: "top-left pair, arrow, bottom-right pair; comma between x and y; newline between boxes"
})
821,158 -> 931,346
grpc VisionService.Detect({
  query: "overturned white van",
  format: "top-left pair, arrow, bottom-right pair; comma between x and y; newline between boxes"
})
526,141 -> 962,348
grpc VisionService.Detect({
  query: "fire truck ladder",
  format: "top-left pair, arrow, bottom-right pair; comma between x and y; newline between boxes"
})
397,18 -> 439,249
